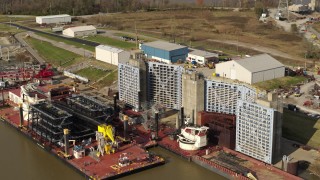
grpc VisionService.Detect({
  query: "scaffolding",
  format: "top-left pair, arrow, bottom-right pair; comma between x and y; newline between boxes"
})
235,100 -> 274,164
66,94 -> 113,122
29,102 -> 94,143
147,62 -> 184,110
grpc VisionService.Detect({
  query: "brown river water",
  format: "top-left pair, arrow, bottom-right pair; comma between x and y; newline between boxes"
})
0,121 -> 225,180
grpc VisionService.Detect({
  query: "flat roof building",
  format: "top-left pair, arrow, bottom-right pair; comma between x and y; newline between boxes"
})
36,14 -> 71,25
63,25 -> 97,37
95,45 -> 130,66
187,49 -> 218,65
215,54 -> 285,84
140,41 -> 188,64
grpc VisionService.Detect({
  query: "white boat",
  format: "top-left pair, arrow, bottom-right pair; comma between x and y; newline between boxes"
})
177,126 -> 209,151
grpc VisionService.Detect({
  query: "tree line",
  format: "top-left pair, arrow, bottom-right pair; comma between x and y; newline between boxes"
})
0,0 -> 279,15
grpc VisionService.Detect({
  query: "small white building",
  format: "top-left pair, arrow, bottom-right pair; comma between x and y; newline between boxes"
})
63,25 -> 97,37
9,84 -> 47,121
187,49 -> 218,64
215,54 -> 285,84
36,14 -> 71,25
95,45 -> 130,66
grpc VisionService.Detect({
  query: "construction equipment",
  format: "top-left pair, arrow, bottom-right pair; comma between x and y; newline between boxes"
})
33,64 -> 54,78
246,172 -> 257,180
118,153 -> 130,167
96,124 -> 117,156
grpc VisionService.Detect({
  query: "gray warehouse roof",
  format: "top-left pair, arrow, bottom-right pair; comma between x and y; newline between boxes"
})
142,41 -> 186,51
96,45 -> 124,53
66,25 -> 96,32
235,54 -> 284,73
189,49 -> 218,58
36,14 -> 70,19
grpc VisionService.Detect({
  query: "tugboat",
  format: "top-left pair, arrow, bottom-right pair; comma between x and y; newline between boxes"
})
177,126 -> 209,151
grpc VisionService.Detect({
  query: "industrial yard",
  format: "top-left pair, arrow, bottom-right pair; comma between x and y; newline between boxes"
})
0,1 -> 320,180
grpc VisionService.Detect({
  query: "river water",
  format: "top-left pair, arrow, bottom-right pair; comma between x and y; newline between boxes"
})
0,122 -> 225,180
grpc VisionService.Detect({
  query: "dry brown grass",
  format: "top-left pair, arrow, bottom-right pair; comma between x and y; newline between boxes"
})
313,22 -> 320,33
89,10 -> 308,61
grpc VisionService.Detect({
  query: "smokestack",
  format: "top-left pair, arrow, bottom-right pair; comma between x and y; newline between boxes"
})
113,94 -> 117,116
180,107 -> 184,128
113,94 -> 117,110
19,104 -> 23,127
123,115 -> 128,140
191,109 -> 195,125
176,114 -> 180,129
63,129 -> 69,156
155,112 -> 159,140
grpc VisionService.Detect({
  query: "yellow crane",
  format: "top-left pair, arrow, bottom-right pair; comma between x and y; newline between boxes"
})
96,124 -> 116,156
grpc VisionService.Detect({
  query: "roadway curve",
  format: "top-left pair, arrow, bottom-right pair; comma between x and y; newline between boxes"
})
3,22 -> 100,47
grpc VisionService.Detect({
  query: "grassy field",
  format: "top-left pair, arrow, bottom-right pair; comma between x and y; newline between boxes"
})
94,70 -> 118,89
35,32 -> 95,51
75,67 -> 110,81
313,22 -> 320,34
283,109 -> 320,148
0,15 -> 34,23
88,10 -> 309,62
114,32 -> 153,42
85,35 -> 136,50
0,23 -> 24,33
254,76 -> 306,90
25,37 -> 84,67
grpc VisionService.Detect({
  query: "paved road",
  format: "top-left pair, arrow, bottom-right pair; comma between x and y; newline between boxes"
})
14,32 -> 46,64
3,22 -> 100,47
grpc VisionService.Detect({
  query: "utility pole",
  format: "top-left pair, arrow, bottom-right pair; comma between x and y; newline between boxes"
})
50,1 -> 52,15
135,21 -> 138,49
1,87 -> 4,107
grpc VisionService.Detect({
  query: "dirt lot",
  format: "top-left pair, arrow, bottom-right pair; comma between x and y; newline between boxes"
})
87,9 -> 310,65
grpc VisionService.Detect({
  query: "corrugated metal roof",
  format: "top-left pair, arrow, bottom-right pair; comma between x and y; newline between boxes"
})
292,0 -> 310,5
189,49 -> 218,58
96,45 -> 124,53
142,41 -> 186,51
234,54 -> 284,73
67,25 -> 96,32
37,14 -> 70,19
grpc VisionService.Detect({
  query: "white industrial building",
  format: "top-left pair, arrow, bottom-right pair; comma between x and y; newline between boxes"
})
63,25 -> 97,37
118,63 -> 141,111
36,14 -> 71,25
148,62 -> 184,110
95,45 -> 130,66
236,100 -> 275,164
215,54 -> 285,84
205,80 -> 257,115
187,49 -> 218,65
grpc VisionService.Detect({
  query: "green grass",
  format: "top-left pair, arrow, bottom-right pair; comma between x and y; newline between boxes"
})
85,35 -> 136,50
283,109 -> 320,148
25,37 -> 84,67
75,67 -> 110,81
35,32 -> 95,51
254,76 -> 307,90
95,70 -> 118,88
0,15 -> 34,23
0,23 -> 24,33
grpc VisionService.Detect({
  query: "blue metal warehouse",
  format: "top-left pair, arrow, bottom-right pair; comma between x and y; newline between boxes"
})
140,41 -> 188,63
